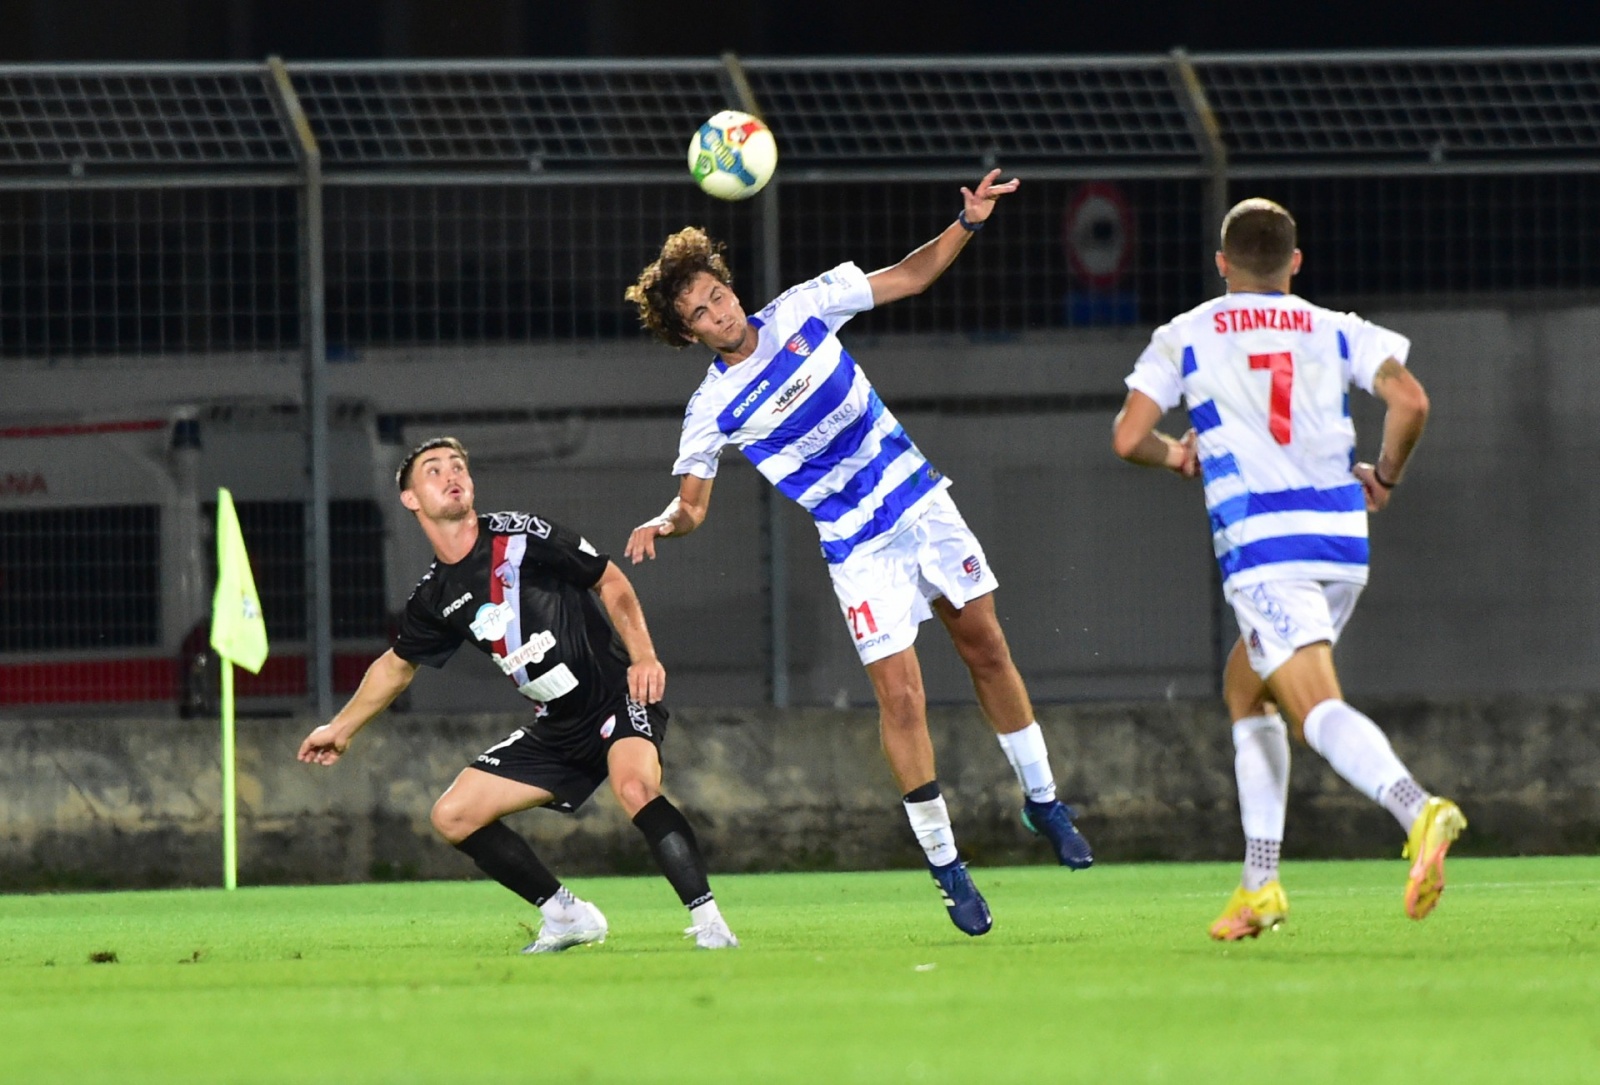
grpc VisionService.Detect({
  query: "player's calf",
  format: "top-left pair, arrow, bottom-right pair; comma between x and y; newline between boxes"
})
632,796 -> 738,948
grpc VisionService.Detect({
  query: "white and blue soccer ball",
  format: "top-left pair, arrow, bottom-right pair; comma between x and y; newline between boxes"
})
688,110 -> 777,201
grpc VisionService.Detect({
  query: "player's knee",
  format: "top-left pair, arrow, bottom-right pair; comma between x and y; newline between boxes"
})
612,775 -> 660,817
957,629 -> 1013,677
429,793 -> 481,844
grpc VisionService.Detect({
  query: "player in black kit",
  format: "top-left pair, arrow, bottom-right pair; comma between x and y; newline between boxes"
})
297,437 -> 738,952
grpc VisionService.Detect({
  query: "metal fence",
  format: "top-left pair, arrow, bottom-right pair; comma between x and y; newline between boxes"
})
2,49 -> 1598,713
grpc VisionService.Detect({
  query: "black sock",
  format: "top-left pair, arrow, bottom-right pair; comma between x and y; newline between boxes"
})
454,821 -> 561,908
903,780 -> 942,804
632,796 -> 713,909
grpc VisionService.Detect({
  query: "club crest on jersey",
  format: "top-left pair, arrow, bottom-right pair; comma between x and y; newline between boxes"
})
600,714 -> 616,739
784,329 -> 817,356
962,555 -> 983,579
470,601 -> 515,643
772,375 -> 812,414
495,559 -> 518,589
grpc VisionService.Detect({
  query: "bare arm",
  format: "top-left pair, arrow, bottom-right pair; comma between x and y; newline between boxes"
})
625,473 -> 714,564
592,560 -> 666,704
1112,390 -> 1199,477
296,648 -> 418,766
867,169 -> 1020,306
1352,358 -> 1429,512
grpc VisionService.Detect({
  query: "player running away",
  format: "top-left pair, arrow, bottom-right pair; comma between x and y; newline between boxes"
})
1113,198 -> 1466,939
297,437 -> 737,952
623,170 -> 1093,938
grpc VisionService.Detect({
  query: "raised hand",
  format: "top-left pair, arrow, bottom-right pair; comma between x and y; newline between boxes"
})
960,168 -> 1021,226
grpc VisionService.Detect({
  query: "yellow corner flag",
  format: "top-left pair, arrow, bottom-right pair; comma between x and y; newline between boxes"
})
211,487 -> 269,675
211,487 -> 268,891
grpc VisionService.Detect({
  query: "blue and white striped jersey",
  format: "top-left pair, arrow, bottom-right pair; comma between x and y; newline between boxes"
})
673,262 -> 949,564
1126,292 -> 1410,592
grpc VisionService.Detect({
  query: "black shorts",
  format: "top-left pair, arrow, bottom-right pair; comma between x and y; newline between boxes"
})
468,696 -> 668,813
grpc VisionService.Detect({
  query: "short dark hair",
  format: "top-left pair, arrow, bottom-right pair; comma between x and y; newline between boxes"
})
624,226 -> 734,347
1221,198 -> 1297,278
396,436 -> 468,491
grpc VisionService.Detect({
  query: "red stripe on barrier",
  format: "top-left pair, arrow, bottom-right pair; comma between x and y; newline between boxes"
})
0,652 -> 380,705
0,420 -> 168,440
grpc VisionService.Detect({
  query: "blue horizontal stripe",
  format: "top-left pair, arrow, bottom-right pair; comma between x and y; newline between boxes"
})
1337,329 -> 1349,360
1201,452 -> 1240,482
808,427 -> 917,523
1208,483 -> 1366,532
1218,534 -> 1369,578
772,393 -> 887,501
820,468 -> 943,564
1188,399 -> 1221,433
743,350 -> 858,465
715,316 -> 823,435
1181,345 -> 1197,376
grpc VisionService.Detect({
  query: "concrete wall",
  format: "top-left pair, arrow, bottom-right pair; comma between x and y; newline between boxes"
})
3,697 -> 1595,890
6,301 -> 1600,708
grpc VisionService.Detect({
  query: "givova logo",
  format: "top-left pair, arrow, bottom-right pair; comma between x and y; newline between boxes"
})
732,380 -> 770,419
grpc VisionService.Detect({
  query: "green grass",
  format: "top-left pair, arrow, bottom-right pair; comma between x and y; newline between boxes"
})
2,858 -> 1598,1084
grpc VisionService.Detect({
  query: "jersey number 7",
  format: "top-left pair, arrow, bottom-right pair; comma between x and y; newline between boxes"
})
1249,351 -> 1294,444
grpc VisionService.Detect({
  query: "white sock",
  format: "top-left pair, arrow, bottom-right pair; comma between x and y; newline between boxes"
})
689,899 -> 723,928
539,885 -> 581,922
1302,699 -> 1423,831
996,722 -> 1058,804
1233,714 -> 1289,890
903,795 -> 960,868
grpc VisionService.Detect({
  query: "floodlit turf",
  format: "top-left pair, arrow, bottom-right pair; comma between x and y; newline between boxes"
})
2,858 -> 1597,1084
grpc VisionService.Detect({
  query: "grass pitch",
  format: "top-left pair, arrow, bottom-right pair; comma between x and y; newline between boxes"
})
2,857 -> 1597,1084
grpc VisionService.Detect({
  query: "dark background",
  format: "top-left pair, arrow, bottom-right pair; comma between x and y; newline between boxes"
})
0,0 -> 1597,62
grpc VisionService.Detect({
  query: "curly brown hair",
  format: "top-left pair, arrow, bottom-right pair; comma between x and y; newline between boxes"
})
624,227 -> 734,347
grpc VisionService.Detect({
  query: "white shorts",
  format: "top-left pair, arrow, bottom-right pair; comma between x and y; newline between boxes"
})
828,490 -> 999,665
1228,579 -> 1363,681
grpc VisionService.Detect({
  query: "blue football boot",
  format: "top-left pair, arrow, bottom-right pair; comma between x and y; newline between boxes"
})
1022,799 -> 1095,870
928,859 -> 993,936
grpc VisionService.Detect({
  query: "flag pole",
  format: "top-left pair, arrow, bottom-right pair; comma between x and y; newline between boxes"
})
221,658 -> 238,890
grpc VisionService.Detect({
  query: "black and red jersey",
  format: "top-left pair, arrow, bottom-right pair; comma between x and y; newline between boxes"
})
393,511 -> 630,728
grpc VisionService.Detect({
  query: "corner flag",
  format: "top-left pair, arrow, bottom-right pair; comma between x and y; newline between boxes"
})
211,488 -> 268,891
211,488 -> 268,674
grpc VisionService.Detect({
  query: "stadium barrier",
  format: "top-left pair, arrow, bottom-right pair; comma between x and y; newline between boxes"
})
3,696 -> 1594,890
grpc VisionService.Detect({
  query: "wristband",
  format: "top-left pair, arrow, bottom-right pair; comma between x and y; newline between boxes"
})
957,209 -> 985,232
1372,465 -> 1397,489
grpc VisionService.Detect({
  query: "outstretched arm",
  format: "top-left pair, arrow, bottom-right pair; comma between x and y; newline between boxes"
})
297,648 -> 418,766
592,561 -> 666,704
1352,358 -> 1429,512
867,169 -> 1020,306
1112,390 -> 1199,477
625,474 -> 714,564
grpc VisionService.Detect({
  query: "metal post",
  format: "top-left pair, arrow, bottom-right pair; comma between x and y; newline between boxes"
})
723,51 -> 790,707
1170,48 -> 1231,696
268,56 -> 334,717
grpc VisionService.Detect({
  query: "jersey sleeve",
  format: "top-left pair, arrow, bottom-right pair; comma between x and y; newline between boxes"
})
520,516 -> 610,590
671,382 -> 730,479
392,585 -> 463,669
1124,322 -> 1185,412
811,262 -> 876,330
1343,314 -> 1411,394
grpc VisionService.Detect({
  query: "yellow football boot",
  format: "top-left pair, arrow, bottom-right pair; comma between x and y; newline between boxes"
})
1208,880 -> 1288,941
1403,796 -> 1467,920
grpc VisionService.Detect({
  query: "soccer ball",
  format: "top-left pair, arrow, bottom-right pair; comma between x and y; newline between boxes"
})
688,111 -> 777,201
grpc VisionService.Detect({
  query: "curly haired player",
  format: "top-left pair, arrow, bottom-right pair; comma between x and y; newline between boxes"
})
622,170 -> 1093,938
